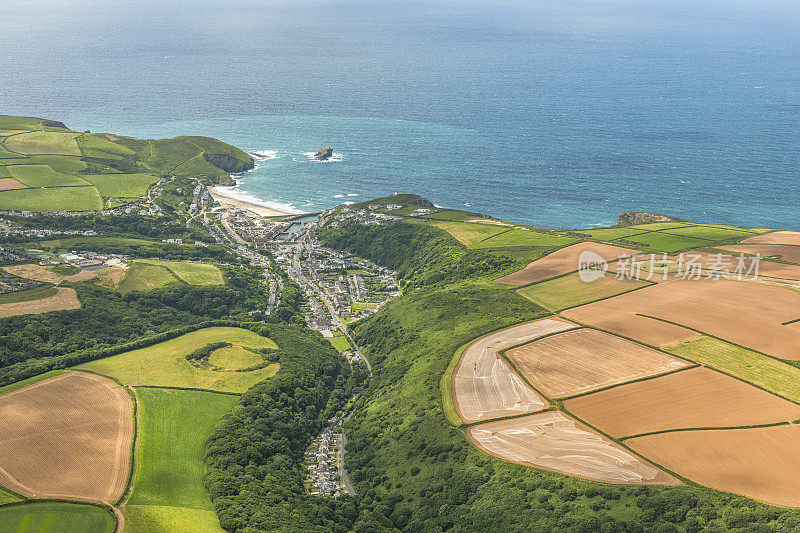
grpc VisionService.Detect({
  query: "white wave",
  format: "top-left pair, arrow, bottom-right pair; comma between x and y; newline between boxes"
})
434,204 -> 443,208
343,201 -> 356,205
303,151 -> 344,162
347,193 -> 359,197
213,185 -> 304,214
251,149 -> 279,161
334,194 -> 345,198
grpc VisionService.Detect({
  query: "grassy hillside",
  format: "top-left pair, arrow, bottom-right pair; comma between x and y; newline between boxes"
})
0,115 -> 253,212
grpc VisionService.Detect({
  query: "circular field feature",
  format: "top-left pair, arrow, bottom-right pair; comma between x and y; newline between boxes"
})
207,345 -> 264,370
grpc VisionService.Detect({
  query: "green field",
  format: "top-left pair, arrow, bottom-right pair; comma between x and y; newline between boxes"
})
660,225 -> 755,241
3,131 -> 81,156
579,226 -> 648,241
327,333 -> 353,352
138,260 -> 224,286
124,388 -> 235,533
77,133 -> 137,159
118,262 -> 180,294
0,166 -> 10,178
32,236 -> 160,251
626,222 -> 692,231
0,488 -> 20,506
516,272 -> 651,311
616,231 -> 709,253
475,229 -> 575,249
78,327 -> 279,393
0,286 -> 58,305
207,345 -> 268,370
2,155 -> 87,174
82,173 -> 158,198
0,115 -> 63,131
427,220 -> 507,247
6,164 -> 90,188
665,336 -> 800,403
0,502 -> 116,533
0,186 -> 102,212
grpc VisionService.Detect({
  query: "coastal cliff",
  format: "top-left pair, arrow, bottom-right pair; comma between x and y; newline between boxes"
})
617,211 -> 676,226
203,152 -> 255,174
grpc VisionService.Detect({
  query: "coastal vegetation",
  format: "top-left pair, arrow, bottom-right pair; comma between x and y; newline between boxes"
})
0,115 -> 254,212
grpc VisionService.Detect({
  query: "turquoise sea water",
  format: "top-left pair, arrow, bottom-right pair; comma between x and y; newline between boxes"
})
2,0 -> 799,228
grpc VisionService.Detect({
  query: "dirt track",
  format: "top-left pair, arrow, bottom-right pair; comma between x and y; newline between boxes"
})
566,367 -> 800,438
453,319 -> 575,423
505,328 -> 689,398
0,372 -> 133,503
468,412 -> 676,485
494,242 -> 639,286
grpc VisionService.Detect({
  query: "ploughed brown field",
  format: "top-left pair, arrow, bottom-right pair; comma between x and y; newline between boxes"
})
565,367 -> 800,438
627,424 -> 800,507
494,242 -> 639,286
468,411 -> 677,485
561,278 -> 800,359
720,244 -> 800,266
741,230 -> 800,246
0,372 -> 133,503
0,178 -> 27,191
453,319 -> 575,422
666,251 -> 800,281
504,328 -> 690,399
0,286 -> 80,318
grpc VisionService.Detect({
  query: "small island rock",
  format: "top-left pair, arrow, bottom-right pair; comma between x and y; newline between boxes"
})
315,146 -> 333,161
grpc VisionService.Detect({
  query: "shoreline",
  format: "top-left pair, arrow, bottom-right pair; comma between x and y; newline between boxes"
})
208,186 -> 297,217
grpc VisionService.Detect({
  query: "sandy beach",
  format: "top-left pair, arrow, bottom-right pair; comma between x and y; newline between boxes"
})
209,187 -> 293,217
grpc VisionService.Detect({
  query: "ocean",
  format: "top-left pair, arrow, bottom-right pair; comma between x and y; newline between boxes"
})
2,0 -> 799,228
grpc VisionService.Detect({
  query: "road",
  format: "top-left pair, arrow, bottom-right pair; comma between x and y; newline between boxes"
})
291,239 -> 373,376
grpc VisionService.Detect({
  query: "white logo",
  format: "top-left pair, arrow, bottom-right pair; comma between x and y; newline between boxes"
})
578,251 -> 608,282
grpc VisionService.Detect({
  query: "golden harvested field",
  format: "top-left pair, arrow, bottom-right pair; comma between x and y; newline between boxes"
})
3,263 -> 63,283
495,242 -> 639,286
0,372 -> 133,503
562,278 -> 800,359
565,367 -> 800,438
453,318 -> 576,423
0,178 -> 27,191
0,286 -> 80,318
627,424 -> 800,507
741,230 -> 800,246
468,411 -> 676,484
505,328 -> 690,399
720,244 -> 800,265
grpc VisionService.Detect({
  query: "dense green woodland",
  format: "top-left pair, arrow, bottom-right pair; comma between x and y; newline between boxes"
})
204,324 -> 367,532
316,217 -> 800,532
